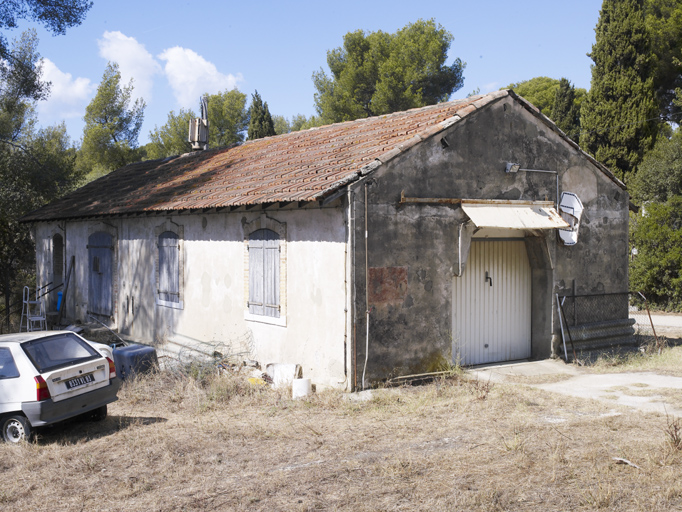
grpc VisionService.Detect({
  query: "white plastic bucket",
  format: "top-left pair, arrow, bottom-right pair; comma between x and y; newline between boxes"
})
292,378 -> 312,399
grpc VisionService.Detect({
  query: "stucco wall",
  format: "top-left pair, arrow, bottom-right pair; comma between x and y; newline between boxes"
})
34,205 -> 349,389
351,96 -> 629,383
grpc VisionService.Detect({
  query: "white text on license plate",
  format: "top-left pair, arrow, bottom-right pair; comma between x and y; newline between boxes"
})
65,373 -> 95,390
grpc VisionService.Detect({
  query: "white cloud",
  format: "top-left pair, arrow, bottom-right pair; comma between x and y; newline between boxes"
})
98,31 -> 160,102
482,82 -> 501,92
158,46 -> 243,108
36,58 -> 94,121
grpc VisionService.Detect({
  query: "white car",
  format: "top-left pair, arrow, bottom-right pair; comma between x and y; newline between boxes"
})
0,330 -> 121,443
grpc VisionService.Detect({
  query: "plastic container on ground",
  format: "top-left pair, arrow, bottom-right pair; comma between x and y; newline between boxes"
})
292,378 -> 312,399
111,341 -> 158,381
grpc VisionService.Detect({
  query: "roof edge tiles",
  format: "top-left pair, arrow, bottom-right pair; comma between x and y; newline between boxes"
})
21,89 -> 624,223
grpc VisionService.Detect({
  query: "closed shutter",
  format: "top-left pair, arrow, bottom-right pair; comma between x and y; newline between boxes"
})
249,229 -> 280,317
88,232 -> 113,317
159,231 -> 179,302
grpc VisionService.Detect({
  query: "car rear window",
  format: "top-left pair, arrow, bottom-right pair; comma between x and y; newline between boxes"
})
22,333 -> 100,373
0,347 -> 19,379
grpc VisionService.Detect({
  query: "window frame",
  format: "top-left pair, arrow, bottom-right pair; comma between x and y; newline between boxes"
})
243,214 -> 287,326
155,220 -> 184,310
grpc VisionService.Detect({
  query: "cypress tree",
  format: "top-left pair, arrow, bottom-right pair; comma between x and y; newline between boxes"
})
551,78 -> 581,141
580,0 -> 659,182
247,90 -> 276,140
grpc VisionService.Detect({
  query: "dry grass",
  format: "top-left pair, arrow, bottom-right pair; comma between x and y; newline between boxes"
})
2,366 -> 682,511
502,372 -> 576,385
606,386 -> 682,410
587,344 -> 682,377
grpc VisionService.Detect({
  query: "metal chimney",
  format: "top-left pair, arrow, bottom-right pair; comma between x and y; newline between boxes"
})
189,96 -> 209,151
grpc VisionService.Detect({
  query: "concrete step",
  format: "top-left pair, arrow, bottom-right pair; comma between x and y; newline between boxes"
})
560,318 -> 638,362
563,317 -> 635,343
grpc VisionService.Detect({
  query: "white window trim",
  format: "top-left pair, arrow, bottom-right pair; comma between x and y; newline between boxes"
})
154,219 -> 184,310
244,310 -> 287,327
243,213 -> 287,326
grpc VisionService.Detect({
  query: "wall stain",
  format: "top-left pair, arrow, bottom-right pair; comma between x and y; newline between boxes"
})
369,266 -> 408,306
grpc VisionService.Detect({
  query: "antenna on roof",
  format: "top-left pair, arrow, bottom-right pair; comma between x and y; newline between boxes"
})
189,96 -> 209,151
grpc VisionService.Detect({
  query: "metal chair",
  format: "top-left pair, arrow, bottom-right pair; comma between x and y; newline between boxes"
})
20,286 -> 47,332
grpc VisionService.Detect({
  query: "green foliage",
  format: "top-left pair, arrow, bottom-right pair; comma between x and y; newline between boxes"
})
0,121 -> 80,328
0,29 -> 48,112
507,77 -> 561,114
247,90 -> 275,140
272,115 -> 290,135
580,0 -> 660,182
0,0 -> 91,79
272,113 -> 322,134
206,89 -> 249,147
290,114 -> 309,132
0,0 -> 92,35
0,2 -> 88,327
313,19 -> 464,123
78,62 -> 145,179
552,78 -> 583,141
629,129 -> 682,203
147,89 -> 249,159
0,107 -> 80,331
645,0 -> 682,122
146,108 -> 194,160
507,76 -> 586,124
630,197 -> 682,310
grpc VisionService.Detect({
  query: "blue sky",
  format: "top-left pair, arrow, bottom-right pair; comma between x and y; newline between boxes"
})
17,0 -> 603,145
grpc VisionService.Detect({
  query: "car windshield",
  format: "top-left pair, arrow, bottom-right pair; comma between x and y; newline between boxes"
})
0,347 -> 20,379
22,333 -> 100,373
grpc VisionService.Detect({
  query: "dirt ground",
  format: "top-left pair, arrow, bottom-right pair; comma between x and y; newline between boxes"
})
2,350 -> 682,511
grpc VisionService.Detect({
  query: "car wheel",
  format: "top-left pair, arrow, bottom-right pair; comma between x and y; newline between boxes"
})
2,415 -> 32,443
89,405 -> 107,422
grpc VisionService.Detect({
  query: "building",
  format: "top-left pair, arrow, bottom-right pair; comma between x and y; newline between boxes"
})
23,90 -> 632,389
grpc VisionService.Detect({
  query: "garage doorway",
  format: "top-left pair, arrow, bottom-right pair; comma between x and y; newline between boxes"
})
452,240 -> 531,365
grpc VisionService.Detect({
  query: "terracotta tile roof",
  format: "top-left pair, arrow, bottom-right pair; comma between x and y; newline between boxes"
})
21,89 -> 623,222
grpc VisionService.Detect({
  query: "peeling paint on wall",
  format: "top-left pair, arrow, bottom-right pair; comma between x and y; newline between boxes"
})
368,267 -> 408,307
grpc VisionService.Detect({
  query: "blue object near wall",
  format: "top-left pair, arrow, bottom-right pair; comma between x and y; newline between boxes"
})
111,342 -> 158,381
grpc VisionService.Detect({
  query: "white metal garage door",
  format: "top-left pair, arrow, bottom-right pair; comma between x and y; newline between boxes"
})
452,240 -> 531,365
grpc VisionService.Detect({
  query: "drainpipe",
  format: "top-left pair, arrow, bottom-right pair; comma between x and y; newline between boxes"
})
458,223 -> 463,276
362,182 -> 370,390
339,187 -> 353,387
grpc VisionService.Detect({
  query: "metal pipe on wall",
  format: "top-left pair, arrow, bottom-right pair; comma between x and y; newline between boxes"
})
362,182 -> 370,390
517,168 -> 559,208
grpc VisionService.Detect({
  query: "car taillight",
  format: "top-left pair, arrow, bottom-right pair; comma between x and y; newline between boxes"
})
106,357 -> 116,379
35,375 -> 51,401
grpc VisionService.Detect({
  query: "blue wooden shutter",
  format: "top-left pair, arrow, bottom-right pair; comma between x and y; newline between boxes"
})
159,231 -> 179,302
88,232 -> 113,317
249,229 -> 279,317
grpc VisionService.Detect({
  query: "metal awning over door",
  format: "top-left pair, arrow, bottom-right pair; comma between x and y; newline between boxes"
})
461,199 -> 569,230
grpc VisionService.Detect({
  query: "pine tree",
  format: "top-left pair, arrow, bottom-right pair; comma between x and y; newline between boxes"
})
551,78 -> 581,141
580,0 -> 660,182
247,91 -> 275,140
78,62 -> 145,178
313,19 -> 464,123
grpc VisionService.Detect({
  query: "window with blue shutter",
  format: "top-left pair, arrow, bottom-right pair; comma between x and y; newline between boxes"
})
248,228 -> 280,317
158,231 -> 180,303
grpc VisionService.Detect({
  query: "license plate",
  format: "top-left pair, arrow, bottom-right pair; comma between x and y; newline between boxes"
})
65,373 -> 95,390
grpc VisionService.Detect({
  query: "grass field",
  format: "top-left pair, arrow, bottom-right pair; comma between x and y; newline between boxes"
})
2,349 -> 682,511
